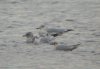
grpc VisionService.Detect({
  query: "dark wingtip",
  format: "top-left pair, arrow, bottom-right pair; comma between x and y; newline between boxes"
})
65,29 -> 74,32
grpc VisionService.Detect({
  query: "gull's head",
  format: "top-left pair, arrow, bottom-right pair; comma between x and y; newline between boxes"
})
23,32 -> 33,38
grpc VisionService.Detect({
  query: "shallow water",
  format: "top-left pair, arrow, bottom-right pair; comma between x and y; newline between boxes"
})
0,0 -> 100,69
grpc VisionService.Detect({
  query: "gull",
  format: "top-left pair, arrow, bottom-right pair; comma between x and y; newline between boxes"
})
36,24 -> 73,37
52,42 -> 80,51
